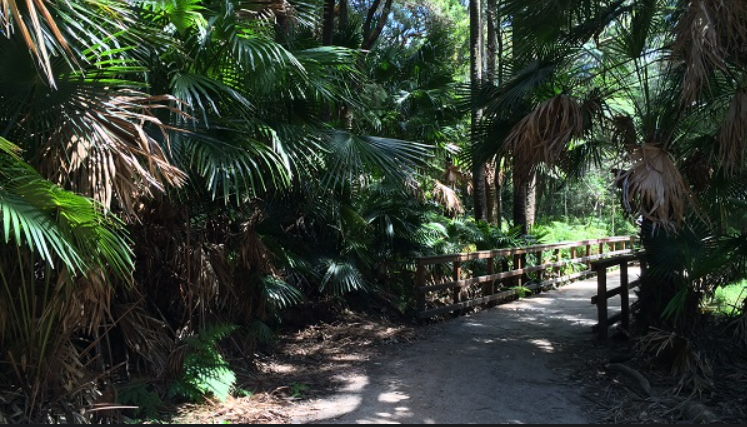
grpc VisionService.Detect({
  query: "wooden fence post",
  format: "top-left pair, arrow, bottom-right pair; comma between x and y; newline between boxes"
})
486,258 -> 495,297
620,260 -> 630,332
416,261 -> 426,319
514,254 -> 522,288
597,266 -> 609,340
453,261 -> 462,306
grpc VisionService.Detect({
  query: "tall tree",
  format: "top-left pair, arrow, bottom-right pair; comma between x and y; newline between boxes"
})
485,0 -> 501,225
471,0 -> 487,221
323,0 -> 336,46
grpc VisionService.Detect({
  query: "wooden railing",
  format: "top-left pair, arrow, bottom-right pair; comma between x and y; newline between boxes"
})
416,236 -> 638,319
591,253 -> 646,339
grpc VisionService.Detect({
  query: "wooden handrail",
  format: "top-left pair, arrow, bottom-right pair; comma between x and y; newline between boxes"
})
416,236 -> 638,320
417,236 -> 634,265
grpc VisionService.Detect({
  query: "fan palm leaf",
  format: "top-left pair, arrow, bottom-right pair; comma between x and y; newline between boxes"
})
503,94 -> 585,182
0,137 -> 133,277
0,40 -> 187,213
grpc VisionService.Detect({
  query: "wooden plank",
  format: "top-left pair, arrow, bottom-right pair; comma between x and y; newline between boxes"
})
590,279 -> 641,305
590,253 -> 640,269
514,253 -> 523,288
485,258 -> 496,297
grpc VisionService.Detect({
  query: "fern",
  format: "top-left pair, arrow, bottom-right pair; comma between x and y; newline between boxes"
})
169,324 -> 238,403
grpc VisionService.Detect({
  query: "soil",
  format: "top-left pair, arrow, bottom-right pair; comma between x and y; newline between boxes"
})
171,270 -> 747,424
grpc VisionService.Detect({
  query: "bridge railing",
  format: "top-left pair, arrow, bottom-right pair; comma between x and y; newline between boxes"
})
415,236 -> 638,320
590,253 -> 646,339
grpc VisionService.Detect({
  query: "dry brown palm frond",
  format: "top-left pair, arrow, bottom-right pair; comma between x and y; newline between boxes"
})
0,0 -> 73,87
236,0 -> 293,21
675,0 -> 747,102
432,180 -> 464,215
50,268 -> 111,336
718,89 -> 747,176
612,115 -> 637,146
637,328 -> 714,397
42,91 -> 187,214
504,94 -> 584,182
620,144 -> 693,233
681,149 -> 713,192
115,304 -> 174,378
443,163 -> 468,186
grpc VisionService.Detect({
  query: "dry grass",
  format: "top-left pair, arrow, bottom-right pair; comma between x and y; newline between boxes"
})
504,95 -> 584,182
620,144 -> 692,232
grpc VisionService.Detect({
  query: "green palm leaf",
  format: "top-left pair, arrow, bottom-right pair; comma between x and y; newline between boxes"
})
0,137 -> 133,277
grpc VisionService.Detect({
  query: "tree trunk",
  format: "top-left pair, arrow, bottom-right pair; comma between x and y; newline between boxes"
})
526,173 -> 537,229
362,0 -> 394,51
486,163 -> 497,224
496,162 -> 503,228
487,0 -> 498,84
471,0 -> 487,221
339,0 -> 349,30
513,171 -> 536,234
322,0 -> 335,46
513,171 -> 527,233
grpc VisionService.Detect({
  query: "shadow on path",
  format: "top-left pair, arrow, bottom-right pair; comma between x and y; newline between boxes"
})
289,268 -> 640,424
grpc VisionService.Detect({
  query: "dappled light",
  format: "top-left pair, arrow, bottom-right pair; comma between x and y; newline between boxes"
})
1,0 -> 747,423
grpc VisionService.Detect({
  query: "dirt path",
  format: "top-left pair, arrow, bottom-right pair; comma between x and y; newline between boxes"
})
288,269 -> 639,424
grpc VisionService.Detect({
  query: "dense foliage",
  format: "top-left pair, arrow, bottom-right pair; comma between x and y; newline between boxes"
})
2,0 -> 747,421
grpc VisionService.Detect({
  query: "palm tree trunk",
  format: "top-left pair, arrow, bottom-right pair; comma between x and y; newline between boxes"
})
322,0 -> 335,46
526,173 -> 537,229
471,0 -> 487,221
486,163 -> 497,224
513,171 -> 536,233
513,171 -> 527,233
339,0 -> 349,30
496,161 -> 503,228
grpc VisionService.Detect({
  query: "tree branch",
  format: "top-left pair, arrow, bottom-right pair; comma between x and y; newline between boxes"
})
363,0 -> 394,50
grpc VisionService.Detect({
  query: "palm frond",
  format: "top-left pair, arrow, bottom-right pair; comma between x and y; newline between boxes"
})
320,257 -> 367,296
717,89 -> 747,177
503,94 -> 585,182
322,130 -> 431,190
431,180 -> 464,215
0,0 -> 72,87
674,0 -> 747,103
621,144 -> 693,233
0,137 -> 133,277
